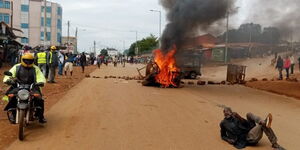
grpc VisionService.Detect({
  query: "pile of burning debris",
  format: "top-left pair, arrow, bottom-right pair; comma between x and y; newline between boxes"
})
141,48 -> 182,88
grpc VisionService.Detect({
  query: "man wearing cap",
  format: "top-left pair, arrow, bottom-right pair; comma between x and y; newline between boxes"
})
47,46 -> 59,83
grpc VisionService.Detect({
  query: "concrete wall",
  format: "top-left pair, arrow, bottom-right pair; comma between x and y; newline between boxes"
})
11,0 -> 62,47
12,0 -> 22,40
29,0 -> 41,47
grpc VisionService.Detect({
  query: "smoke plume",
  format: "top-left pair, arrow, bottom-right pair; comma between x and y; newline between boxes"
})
246,0 -> 300,41
160,0 -> 236,51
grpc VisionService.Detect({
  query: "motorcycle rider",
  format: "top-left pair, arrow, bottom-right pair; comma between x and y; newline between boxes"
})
3,53 -> 47,124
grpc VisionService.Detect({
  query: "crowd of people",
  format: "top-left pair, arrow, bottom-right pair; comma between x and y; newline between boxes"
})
275,53 -> 300,80
6,46 -> 93,83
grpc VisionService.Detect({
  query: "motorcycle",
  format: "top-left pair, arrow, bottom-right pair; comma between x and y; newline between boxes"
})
4,71 -> 44,141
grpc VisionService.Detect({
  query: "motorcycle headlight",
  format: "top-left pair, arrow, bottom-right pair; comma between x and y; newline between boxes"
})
17,90 -> 30,101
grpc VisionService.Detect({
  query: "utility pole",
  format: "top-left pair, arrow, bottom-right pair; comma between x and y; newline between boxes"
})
291,29 -> 294,52
248,26 -> 252,56
94,41 -> 96,56
225,9 -> 229,63
123,40 -> 125,51
135,31 -> 138,55
67,21 -> 70,53
75,27 -> 78,54
10,1 -> 13,28
150,9 -> 162,45
43,0 -> 47,48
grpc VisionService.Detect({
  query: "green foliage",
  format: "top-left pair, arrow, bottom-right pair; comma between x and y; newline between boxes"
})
220,23 -> 281,44
128,34 -> 159,56
100,49 -> 108,56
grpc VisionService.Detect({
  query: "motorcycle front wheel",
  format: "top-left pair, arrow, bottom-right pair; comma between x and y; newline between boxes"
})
18,110 -> 25,141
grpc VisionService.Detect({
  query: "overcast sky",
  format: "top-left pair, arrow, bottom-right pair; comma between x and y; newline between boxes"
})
54,0 -> 251,53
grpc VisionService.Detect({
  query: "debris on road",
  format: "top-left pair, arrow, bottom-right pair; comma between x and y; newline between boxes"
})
197,80 -> 206,85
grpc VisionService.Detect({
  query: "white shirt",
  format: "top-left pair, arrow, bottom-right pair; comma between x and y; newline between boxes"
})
290,56 -> 295,64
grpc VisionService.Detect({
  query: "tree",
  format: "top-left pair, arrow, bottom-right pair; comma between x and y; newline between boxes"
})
220,23 -> 281,44
261,27 -> 280,44
100,49 -> 108,56
128,34 -> 159,56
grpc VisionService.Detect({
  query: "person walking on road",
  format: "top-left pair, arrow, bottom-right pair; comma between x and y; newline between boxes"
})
290,55 -> 295,74
36,49 -> 47,77
275,56 -> 284,80
220,107 -> 285,150
96,55 -> 101,69
58,50 -> 65,76
80,52 -> 87,73
64,53 -> 75,76
47,46 -> 59,83
298,56 -> 300,72
284,56 -> 291,79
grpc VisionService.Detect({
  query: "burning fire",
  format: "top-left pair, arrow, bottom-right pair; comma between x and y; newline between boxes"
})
153,47 -> 180,87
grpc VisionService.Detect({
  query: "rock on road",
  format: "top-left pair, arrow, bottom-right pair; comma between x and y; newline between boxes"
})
7,64 -> 300,150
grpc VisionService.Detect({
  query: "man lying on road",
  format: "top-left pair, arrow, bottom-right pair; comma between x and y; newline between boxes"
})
220,107 -> 285,150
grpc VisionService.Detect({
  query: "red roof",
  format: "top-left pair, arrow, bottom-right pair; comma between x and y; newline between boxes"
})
183,34 -> 217,49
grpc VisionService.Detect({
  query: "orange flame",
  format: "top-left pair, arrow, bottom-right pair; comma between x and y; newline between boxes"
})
153,47 -> 180,87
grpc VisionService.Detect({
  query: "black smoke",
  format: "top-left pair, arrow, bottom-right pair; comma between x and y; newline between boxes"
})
246,0 -> 300,41
160,0 -> 236,52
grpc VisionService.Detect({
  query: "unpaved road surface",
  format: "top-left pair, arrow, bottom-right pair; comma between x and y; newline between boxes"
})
6,64 -> 300,150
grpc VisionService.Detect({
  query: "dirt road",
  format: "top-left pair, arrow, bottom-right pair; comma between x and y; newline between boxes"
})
6,64 -> 300,150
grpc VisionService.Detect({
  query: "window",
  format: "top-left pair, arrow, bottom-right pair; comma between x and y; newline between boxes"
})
41,17 -> 44,26
57,19 -> 61,29
21,38 -> 29,43
46,18 -> 51,27
40,32 -> 44,40
0,0 -> 3,8
46,32 -> 51,41
0,13 -> 10,24
46,7 -> 51,13
4,1 -> 10,9
41,6 -> 52,13
21,5 -> 29,12
57,7 -> 62,16
57,33 -> 61,43
21,23 -> 29,28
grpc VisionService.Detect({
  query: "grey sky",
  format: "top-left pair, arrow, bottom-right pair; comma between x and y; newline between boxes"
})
53,0 -> 252,53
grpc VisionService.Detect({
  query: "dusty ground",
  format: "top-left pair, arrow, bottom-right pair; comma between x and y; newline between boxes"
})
202,54 -> 300,100
0,65 -> 96,150
4,63 -> 300,150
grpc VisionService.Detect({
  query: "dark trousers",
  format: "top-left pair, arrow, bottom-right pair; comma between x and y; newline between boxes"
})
81,63 -> 85,73
291,64 -> 295,74
48,66 -> 57,82
97,62 -> 100,69
278,68 -> 283,80
285,68 -> 289,78
58,63 -> 64,75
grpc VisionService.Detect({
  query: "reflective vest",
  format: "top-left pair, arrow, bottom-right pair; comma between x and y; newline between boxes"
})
37,52 -> 47,64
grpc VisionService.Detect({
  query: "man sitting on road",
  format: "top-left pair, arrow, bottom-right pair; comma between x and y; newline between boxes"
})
220,107 -> 285,150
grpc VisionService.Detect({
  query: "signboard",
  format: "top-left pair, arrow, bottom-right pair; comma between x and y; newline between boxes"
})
212,48 -> 225,62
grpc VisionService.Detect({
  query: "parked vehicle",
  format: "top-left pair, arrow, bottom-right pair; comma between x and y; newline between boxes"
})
176,50 -> 203,79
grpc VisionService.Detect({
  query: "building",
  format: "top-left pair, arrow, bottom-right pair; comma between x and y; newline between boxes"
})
62,36 -> 77,53
0,0 -> 12,26
11,0 -> 62,47
107,48 -> 118,57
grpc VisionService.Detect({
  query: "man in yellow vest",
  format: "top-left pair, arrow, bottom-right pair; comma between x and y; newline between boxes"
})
36,49 -> 47,77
